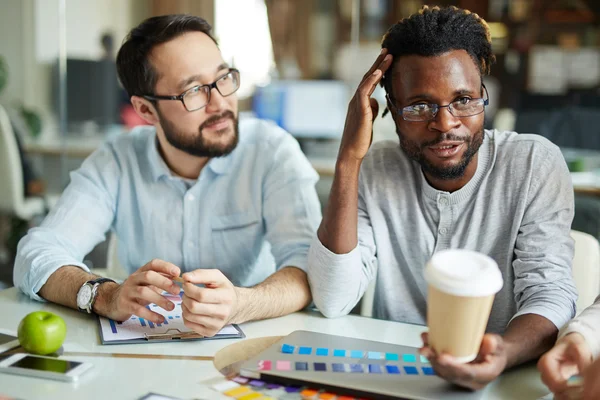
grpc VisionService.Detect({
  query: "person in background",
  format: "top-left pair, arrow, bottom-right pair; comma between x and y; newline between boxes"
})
539,296 -> 600,399
14,15 -> 321,337
308,5 -> 577,390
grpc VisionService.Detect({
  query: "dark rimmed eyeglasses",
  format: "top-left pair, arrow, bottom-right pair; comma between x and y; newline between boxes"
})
387,85 -> 489,122
143,68 -> 240,112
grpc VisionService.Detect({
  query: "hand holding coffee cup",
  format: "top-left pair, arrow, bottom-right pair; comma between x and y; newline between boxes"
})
424,249 -> 503,362
419,249 -> 504,390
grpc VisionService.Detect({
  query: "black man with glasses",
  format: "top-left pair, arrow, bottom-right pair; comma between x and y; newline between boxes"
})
14,15 -> 321,337
308,6 -> 576,390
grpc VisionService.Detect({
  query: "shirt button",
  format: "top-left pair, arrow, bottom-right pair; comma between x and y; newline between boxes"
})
439,228 -> 448,235
186,194 -> 195,201
439,197 -> 448,206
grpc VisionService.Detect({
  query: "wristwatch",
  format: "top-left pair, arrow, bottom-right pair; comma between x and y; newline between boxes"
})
76,278 -> 116,314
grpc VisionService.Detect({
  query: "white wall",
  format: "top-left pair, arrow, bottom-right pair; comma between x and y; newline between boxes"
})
0,0 -> 26,105
0,0 -> 151,138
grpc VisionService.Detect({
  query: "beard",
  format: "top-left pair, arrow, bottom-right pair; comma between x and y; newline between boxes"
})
397,127 -> 484,180
157,109 -> 239,158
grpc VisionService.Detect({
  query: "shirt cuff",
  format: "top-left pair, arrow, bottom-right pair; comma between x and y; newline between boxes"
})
511,303 -> 574,331
307,235 -> 361,273
278,254 -> 309,273
560,320 -> 600,360
28,260 -> 90,302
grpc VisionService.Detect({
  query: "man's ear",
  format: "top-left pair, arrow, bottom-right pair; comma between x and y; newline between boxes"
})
131,96 -> 160,125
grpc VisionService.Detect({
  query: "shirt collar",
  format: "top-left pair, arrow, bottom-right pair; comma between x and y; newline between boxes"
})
146,129 -> 235,181
146,132 -> 171,182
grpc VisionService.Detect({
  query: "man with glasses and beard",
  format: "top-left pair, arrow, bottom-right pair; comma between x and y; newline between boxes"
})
14,15 -> 321,337
308,6 -> 577,390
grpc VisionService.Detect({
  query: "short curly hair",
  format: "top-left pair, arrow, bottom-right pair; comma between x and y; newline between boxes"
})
381,5 -> 495,98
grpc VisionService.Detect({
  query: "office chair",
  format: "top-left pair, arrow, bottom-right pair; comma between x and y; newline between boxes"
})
0,104 -> 45,220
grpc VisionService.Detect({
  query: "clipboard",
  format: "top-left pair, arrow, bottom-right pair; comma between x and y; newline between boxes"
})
97,292 -> 245,345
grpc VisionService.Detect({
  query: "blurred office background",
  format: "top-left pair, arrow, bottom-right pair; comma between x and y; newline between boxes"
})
1,0 -> 600,289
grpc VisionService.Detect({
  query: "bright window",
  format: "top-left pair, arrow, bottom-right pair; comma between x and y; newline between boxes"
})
215,0 -> 274,99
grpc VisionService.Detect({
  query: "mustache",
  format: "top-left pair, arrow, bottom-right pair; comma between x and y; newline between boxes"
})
199,111 -> 236,132
420,133 -> 469,149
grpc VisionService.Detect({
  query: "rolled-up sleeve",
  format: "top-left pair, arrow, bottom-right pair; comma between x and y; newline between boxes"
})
262,133 -> 322,273
307,170 -> 378,318
14,144 -> 120,301
512,146 -> 577,328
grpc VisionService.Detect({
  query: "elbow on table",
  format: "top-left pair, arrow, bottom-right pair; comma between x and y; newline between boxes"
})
313,296 -> 353,319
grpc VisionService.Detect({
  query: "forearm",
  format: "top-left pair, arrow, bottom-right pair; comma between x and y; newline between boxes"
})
38,265 -> 118,316
503,314 -> 558,369
317,157 -> 361,254
230,266 -> 311,324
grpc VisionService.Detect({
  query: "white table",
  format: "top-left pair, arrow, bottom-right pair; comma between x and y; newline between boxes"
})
0,287 -> 551,400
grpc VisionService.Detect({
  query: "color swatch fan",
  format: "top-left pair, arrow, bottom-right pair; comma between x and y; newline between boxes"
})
239,330 -> 485,400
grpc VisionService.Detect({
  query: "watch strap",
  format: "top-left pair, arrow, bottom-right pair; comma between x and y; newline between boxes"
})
88,277 -> 117,314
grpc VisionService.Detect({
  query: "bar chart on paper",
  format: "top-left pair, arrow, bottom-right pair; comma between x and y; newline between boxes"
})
98,292 -> 243,344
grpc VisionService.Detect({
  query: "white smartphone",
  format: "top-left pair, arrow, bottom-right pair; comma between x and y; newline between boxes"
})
0,332 -> 19,353
0,353 -> 93,382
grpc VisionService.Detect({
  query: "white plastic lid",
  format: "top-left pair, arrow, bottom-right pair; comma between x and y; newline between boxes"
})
424,249 -> 503,297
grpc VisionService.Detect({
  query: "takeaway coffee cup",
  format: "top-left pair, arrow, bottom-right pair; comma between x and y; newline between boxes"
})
424,249 -> 503,363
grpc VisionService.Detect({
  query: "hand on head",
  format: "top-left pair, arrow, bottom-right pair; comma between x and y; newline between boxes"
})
106,259 -> 181,324
419,331 -> 508,390
339,49 -> 393,163
180,269 -> 239,337
538,333 -> 593,398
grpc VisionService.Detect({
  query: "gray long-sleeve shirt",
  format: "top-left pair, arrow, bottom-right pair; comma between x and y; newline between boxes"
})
308,130 -> 577,334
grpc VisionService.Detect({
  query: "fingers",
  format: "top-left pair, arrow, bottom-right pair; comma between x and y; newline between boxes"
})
370,98 -> 380,123
362,48 -> 390,81
140,258 -> 181,277
182,283 -> 230,305
181,269 -> 228,286
358,55 -> 391,97
131,269 -> 180,295
182,317 -> 221,338
422,334 -> 506,391
538,347 -> 570,393
131,304 -> 168,325
181,302 -> 226,337
571,341 -> 593,372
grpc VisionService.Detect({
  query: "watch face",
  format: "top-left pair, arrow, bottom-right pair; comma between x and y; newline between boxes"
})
77,285 -> 93,309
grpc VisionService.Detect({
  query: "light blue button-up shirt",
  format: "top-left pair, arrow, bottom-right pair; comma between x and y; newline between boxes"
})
14,118 -> 322,301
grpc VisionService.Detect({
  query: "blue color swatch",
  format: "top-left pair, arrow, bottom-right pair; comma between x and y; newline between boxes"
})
350,350 -> 364,359
298,346 -> 312,355
367,351 -> 382,360
368,364 -> 382,374
314,362 -> 327,371
332,363 -> 345,372
404,366 -> 419,375
385,365 -> 401,374
315,348 -> 328,356
402,354 -> 417,363
333,349 -> 346,357
281,344 -> 295,354
295,362 -> 308,371
350,364 -> 364,373
422,367 -> 436,376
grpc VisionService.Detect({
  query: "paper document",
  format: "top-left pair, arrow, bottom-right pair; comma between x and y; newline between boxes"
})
98,292 -> 242,343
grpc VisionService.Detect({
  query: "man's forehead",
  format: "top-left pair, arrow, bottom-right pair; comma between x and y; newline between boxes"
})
390,50 -> 481,92
150,32 -> 225,87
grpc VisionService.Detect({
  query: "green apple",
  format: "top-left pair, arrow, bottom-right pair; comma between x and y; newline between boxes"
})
17,311 -> 67,355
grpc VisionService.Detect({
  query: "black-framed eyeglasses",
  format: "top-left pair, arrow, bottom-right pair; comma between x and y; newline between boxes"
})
387,85 -> 489,122
143,68 -> 240,112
